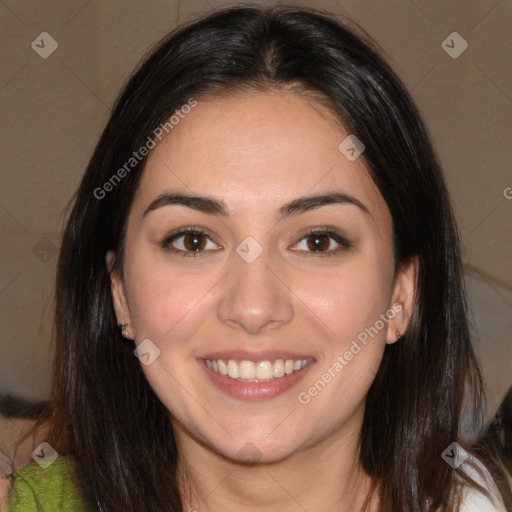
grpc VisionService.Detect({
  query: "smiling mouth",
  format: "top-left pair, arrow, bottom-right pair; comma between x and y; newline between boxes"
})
204,357 -> 313,382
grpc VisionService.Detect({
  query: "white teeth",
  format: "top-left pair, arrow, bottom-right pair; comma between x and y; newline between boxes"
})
227,360 -> 239,378
218,359 -> 228,375
273,359 -> 285,378
239,360 -> 256,379
205,357 -> 311,381
256,361 -> 273,380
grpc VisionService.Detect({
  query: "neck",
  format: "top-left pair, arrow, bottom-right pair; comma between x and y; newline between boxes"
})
174,410 -> 378,512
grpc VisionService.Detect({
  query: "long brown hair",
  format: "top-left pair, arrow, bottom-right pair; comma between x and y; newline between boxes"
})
5,4 -> 496,511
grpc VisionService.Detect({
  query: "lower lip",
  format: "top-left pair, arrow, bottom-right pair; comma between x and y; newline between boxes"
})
197,359 -> 316,400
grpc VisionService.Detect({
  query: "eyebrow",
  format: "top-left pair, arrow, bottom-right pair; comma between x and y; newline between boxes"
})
142,190 -> 372,221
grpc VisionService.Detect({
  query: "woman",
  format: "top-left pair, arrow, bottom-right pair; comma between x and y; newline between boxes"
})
3,4 -> 508,511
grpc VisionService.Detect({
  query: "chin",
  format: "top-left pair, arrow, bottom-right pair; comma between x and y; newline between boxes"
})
210,435 -> 302,465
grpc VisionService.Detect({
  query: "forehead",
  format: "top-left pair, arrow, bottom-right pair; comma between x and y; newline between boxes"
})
131,90 -> 390,227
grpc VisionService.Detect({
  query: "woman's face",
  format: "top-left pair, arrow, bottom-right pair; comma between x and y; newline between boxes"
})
109,90 -> 416,464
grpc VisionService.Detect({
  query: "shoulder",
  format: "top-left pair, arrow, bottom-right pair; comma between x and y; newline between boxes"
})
6,454 -> 86,511
456,454 -> 508,512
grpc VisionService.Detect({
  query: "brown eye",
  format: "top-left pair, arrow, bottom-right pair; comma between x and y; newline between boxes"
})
292,228 -> 352,257
161,227 -> 219,257
306,233 -> 331,252
182,232 -> 207,251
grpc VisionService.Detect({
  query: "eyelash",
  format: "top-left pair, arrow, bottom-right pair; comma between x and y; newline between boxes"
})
160,225 -> 352,259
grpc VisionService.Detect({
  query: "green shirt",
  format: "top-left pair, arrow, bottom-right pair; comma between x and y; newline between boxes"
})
6,455 -> 86,511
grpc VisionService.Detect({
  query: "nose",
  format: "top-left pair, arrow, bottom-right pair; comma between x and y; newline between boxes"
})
216,242 -> 294,335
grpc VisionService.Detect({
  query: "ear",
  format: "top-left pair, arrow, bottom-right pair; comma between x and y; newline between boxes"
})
106,250 -> 133,329
386,255 -> 418,345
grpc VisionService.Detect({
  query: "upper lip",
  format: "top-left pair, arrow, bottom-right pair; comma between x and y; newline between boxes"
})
199,350 -> 316,362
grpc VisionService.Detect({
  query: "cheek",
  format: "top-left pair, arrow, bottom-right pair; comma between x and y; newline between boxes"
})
126,262 -> 214,343
122,237 -> 199,337
294,264 -> 392,423
123,260 -> 215,413
303,259 -> 392,346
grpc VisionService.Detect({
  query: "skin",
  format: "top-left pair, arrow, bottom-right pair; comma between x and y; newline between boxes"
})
108,89 -> 418,512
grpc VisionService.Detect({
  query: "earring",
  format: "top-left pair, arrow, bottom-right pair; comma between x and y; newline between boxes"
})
395,329 -> 402,340
118,323 -> 132,340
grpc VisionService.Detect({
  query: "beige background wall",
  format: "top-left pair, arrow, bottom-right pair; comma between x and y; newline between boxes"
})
1,0 -> 511,432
